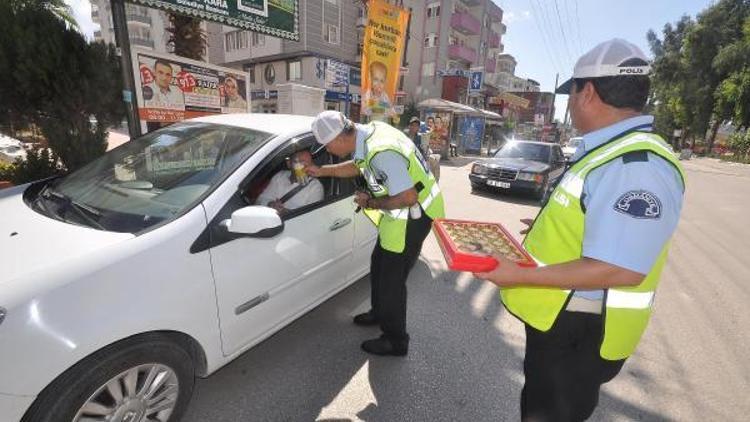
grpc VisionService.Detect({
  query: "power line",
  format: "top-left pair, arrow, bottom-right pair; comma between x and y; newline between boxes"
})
562,0 -> 582,56
534,0 -> 573,70
573,0 -> 585,54
527,0 -> 567,77
552,0 -> 575,67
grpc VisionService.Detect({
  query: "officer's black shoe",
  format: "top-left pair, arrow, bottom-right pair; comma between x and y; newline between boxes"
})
353,311 -> 379,326
361,335 -> 409,356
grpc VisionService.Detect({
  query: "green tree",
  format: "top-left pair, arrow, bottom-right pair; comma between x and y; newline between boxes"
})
6,0 -> 78,29
166,14 -> 207,61
0,2 -> 125,176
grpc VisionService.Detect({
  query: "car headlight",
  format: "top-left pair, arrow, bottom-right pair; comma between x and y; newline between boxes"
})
0,307 -> 5,326
518,172 -> 543,183
471,163 -> 487,175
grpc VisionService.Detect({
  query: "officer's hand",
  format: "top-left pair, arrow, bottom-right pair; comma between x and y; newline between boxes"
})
354,191 -> 370,208
519,218 -> 534,235
305,164 -> 322,178
473,254 -> 524,287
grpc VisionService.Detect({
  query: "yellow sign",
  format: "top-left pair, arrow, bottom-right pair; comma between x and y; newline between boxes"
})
360,0 -> 409,121
490,92 -> 531,109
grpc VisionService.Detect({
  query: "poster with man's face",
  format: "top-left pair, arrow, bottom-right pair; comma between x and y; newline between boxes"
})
424,111 -> 452,153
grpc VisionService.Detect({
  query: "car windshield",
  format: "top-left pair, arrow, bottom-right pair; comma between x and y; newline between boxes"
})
33,122 -> 273,233
495,142 -> 550,162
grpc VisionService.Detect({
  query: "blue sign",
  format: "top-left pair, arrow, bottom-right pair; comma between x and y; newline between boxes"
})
325,90 -> 353,102
469,71 -> 483,92
460,116 -> 485,153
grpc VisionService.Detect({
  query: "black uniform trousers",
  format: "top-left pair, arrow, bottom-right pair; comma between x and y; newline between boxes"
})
521,311 -> 626,422
369,209 -> 432,341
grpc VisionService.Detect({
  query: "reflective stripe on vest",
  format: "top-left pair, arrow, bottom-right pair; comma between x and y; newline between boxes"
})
355,122 -> 445,253
503,131 -> 685,360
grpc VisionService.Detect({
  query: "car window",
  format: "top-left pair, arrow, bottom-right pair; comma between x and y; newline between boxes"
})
34,122 -> 273,233
239,135 -> 352,221
495,142 -> 550,162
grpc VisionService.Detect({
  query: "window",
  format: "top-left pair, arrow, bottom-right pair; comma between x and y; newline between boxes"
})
225,30 -> 248,52
251,32 -> 265,47
422,62 -> 435,77
287,60 -> 302,81
427,3 -> 440,18
325,24 -> 339,44
448,35 -> 458,46
423,33 -> 437,48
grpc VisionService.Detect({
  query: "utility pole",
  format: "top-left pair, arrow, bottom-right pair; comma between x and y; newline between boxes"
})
111,0 -> 141,138
549,72 -> 559,125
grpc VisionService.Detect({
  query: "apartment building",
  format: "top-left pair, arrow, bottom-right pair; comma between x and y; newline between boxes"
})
400,0 -> 507,107
209,0 -> 364,117
91,1 -> 170,53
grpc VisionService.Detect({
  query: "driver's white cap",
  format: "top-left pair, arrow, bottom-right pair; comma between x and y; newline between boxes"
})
556,38 -> 651,94
311,110 -> 350,146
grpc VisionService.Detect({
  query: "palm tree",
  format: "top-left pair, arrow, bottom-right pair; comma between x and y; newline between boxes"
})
8,0 -> 78,29
166,14 -> 207,61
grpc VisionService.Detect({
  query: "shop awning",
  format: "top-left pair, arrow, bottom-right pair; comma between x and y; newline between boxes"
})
417,98 -> 477,114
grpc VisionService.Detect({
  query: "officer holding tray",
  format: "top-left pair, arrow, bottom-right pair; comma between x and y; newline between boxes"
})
474,39 -> 686,421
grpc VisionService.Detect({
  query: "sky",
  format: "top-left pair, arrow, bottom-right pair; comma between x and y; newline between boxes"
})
67,0 -> 714,121
495,0 -> 713,121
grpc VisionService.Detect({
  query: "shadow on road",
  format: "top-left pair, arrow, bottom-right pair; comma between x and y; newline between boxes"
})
469,187 -> 542,207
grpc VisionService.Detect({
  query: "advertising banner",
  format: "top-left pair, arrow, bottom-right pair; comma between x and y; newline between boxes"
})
360,0 -> 408,121
130,0 -> 299,40
459,116 -> 485,153
133,49 -> 249,127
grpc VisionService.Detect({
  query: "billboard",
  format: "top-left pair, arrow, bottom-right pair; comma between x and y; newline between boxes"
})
360,0 -> 409,121
129,0 -> 299,41
133,49 -> 249,127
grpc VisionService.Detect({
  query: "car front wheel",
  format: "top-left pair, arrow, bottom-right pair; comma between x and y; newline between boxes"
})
535,177 -> 551,203
22,334 -> 195,422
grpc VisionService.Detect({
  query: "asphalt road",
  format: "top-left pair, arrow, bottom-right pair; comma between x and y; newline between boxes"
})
183,156 -> 750,422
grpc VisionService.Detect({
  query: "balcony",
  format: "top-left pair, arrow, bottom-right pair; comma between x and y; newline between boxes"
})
127,13 -> 151,25
485,58 -> 496,73
448,44 -> 477,63
488,32 -> 500,48
450,12 -> 480,36
497,22 -> 507,35
488,4 -> 503,22
131,37 -> 154,48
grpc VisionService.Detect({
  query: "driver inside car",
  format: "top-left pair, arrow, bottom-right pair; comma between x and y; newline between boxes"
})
255,150 -> 324,215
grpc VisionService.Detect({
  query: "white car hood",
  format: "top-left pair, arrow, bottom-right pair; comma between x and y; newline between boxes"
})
0,184 -> 134,284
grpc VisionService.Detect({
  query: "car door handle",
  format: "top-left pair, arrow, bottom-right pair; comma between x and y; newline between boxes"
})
329,218 -> 352,231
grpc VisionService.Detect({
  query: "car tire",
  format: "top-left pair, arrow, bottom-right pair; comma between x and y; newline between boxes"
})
470,182 -> 483,192
22,333 -> 195,422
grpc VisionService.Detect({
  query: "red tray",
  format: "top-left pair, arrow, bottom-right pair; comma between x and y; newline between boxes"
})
432,218 -> 537,272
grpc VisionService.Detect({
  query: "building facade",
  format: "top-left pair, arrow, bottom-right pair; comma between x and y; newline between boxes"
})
207,0 -> 364,117
91,1 -> 171,53
400,0 -> 507,108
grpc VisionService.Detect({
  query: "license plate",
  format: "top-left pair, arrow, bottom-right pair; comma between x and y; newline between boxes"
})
487,180 -> 510,188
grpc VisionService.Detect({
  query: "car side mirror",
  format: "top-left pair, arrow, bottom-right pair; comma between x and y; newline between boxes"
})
221,206 -> 283,237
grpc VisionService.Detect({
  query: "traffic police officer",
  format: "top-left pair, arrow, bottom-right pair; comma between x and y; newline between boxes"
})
308,111 -> 445,356
475,39 -> 686,420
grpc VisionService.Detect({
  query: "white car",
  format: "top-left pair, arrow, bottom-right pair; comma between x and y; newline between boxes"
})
561,136 -> 583,158
0,114 -> 376,421
0,135 -> 27,164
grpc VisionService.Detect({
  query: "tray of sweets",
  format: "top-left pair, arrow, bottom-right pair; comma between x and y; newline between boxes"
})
432,218 -> 537,272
